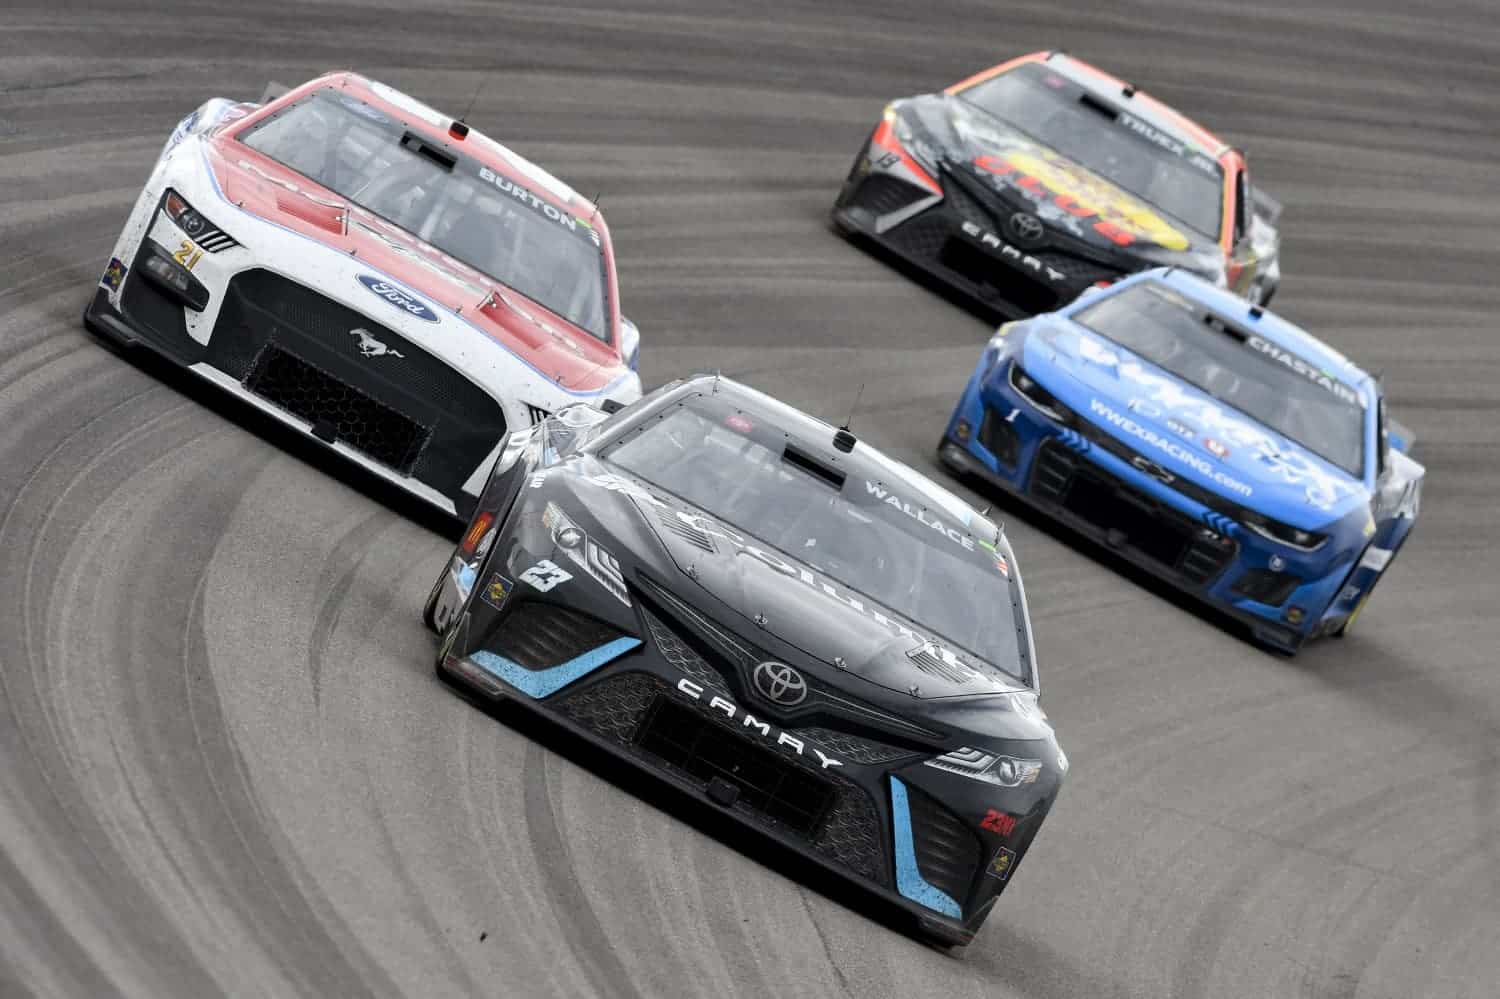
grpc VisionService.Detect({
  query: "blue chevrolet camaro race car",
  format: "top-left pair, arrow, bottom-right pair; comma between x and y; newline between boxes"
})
939,268 -> 1423,653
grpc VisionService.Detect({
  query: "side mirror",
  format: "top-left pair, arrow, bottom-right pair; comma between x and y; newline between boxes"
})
619,316 -> 641,371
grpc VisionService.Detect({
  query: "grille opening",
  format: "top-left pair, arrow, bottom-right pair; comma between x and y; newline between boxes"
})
1063,473 -> 1188,566
1031,443 -> 1236,586
905,783 -> 983,908
849,173 -> 930,217
489,602 -> 625,670
978,407 -> 1020,467
636,697 -> 836,837
245,346 -> 428,471
1232,569 -> 1300,606
939,239 -> 1061,315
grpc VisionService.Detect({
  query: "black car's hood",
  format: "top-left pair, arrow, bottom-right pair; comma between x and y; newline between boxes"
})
911,93 -> 1216,260
632,493 -> 1031,701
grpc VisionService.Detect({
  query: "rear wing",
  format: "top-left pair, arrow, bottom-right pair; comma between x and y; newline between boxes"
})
1251,187 -> 1283,226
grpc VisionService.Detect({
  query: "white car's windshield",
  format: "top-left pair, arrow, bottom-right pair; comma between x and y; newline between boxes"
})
240,89 -> 610,339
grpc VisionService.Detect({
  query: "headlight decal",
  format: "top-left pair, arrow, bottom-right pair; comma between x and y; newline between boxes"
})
925,747 -> 1042,787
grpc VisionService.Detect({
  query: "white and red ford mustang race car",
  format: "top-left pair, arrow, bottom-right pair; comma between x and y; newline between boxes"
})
85,72 -> 642,520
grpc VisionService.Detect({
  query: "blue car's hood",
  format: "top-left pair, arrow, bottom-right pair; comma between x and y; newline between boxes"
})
1021,322 -> 1369,527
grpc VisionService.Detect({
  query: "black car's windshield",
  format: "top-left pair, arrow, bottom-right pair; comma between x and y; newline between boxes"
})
960,64 -> 1224,239
240,89 -> 609,339
605,395 -> 1027,681
1076,282 -> 1366,475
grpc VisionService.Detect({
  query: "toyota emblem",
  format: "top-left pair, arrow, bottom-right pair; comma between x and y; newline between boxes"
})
1008,212 -> 1045,245
753,662 -> 807,706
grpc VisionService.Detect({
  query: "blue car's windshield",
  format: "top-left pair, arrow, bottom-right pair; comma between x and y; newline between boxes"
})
1076,282 -> 1366,475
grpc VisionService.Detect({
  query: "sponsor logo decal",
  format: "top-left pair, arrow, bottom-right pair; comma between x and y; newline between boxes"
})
981,809 -> 1018,836
348,327 -> 405,358
1246,335 -> 1362,407
100,257 -> 127,291
985,845 -> 1018,881
974,151 -> 1189,251
959,220 -> 1066,283
1090,398 -> 1254,497
481,573 -> 513,611
1076,332 -> 1359,510
675,677 -> 843,768
476,166 -> 599,244
356,273 -> 439,323
864,481 -> 975,551
1205,438 -> 1230,460
752,661 -> 808,707
1166,417 -> 1195,440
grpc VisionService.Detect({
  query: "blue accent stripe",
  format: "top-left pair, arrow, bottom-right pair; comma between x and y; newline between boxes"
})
889,777 -> 963,918
469,637 -> 641,699
194,145 -> 633,398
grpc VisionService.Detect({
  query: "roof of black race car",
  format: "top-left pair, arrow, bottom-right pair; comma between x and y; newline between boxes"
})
622,374 -> 1006,551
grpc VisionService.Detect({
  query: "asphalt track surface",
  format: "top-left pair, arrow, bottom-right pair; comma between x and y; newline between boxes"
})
3,2 -> 1499,996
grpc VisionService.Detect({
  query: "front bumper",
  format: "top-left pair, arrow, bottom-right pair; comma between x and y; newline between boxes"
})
939,367 -> 1359,653
437,580 -> 1059,945
833,155 -> 1121,320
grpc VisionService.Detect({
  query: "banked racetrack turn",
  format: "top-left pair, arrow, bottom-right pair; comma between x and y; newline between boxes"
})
2,1 -> 1497,996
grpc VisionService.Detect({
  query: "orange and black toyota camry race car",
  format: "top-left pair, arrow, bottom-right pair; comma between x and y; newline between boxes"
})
833,51 -> 1282,319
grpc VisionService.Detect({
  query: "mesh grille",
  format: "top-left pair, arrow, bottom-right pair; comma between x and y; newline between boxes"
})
882,213 -> 950,261
554,674 -> 890,883
906,783 -> 982,909
490,602 -> 625,670
813,785 -> 887,883
938,239 -> 1062,314
637,698 -> 836,836
640,605 -> 729,694
555,671 -> 665,744
244,346 -> 428,471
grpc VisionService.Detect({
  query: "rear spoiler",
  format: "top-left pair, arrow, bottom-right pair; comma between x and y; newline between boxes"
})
1251,187 -> 1283,226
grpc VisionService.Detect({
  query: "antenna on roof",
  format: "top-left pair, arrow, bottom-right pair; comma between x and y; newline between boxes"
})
590,192 -> 602,223
457,67 -> 493,125
841,382 -> 866,432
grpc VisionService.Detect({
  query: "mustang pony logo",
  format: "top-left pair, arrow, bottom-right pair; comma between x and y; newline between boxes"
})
348,328 -> 404,358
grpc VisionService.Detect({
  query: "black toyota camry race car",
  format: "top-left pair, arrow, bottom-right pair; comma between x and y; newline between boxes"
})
424,374 -> 1066,946
833,50 -> 1283,319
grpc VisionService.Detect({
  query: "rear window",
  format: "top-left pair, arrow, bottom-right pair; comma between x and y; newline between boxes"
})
1075,282 -> 1366,475
603,395 -> 1027,681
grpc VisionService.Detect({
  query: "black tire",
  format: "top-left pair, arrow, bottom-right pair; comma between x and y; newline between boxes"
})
421,557 -> 447,632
